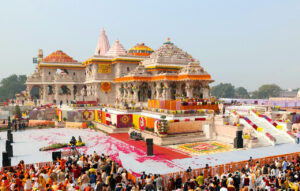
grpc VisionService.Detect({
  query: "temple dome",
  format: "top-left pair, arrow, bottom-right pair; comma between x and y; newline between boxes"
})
105,38 -> 127,57
142,38 -> 194,67
128,43 -> 154,57
43,50 -> 78,63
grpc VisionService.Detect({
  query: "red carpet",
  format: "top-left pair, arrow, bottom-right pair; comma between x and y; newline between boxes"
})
110,133 -> 190,160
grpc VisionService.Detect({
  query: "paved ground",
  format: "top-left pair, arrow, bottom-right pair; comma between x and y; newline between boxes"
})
0,128 -> 299,175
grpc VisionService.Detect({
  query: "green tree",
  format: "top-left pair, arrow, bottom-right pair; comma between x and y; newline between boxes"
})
251,84 -> 281,99
211,83 -> 235,98
234,87 -> 250,98
0,74 -> 27,101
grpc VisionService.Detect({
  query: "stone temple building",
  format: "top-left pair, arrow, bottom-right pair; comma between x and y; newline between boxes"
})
26,29 -> 214,106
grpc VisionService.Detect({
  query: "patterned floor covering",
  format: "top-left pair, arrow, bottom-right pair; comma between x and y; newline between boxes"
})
169,141 -> 243,155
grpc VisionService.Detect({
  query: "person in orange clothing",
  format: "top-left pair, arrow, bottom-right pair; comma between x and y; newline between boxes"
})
46,177 -> 53,186
57,157 -> 66,171
38,175 -> 46,189
0,182 -> 7,191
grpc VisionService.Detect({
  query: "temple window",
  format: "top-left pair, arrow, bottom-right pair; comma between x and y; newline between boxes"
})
73,72 -> 76,76
49,72 -> 51,75
127,67 -> 130,72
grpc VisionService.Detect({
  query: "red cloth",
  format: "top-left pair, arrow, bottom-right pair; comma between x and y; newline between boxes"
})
117,114 -> 133,128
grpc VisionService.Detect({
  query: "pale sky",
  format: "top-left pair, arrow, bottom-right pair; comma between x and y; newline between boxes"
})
0,0 -> 299,91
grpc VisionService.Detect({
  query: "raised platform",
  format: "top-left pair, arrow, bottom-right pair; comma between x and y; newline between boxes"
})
128,128 -> 208,146
110,133 -> 190,160
93,121 -> 130,134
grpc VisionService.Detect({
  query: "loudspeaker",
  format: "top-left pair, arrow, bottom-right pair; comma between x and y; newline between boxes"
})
9,134 -> 13,143
5,140 -> 11,151
2,152 -> 11,167
236,130 -> 242,138
7,144 -> 13,158
5,140 -> 13,157
52,151 -> 61,161
7,130 -> 11,140
146,139 -> 153,156
233,137 -> 244,149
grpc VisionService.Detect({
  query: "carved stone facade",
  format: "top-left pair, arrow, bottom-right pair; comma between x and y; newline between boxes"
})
26,31 -> 214,106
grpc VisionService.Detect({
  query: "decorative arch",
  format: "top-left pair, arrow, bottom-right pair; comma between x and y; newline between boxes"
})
30,85 -> 40,99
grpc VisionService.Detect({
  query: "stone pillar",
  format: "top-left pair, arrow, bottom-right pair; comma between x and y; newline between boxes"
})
26,85 -> 32,99
150,83 -> 156,99
115,83 -> 121,98
164,82 -> 171,100
54,85 -> 59,104
133,88 -> 139,103
42,85 -> 47,104
203,87 -> 210,99
185,82 -> 193,99
156,85 -> 161,100
176,82 -> 182,98
69,85 -> 74,102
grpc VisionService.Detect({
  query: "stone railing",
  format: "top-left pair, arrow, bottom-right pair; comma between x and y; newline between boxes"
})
54,74 -> 74,82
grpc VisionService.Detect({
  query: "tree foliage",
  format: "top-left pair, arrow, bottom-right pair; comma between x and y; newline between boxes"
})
251,84 -> 281,99
234,87 -> 250,99
0,74 -> 27,101
211,83 -> 250,99
211,83 -> 235,98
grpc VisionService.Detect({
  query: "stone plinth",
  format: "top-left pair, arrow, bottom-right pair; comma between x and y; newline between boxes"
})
93,121 -> 130,134
128,128 -> 207,146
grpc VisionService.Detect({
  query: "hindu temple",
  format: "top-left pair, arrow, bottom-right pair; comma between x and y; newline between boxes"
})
26,29 -> 213,106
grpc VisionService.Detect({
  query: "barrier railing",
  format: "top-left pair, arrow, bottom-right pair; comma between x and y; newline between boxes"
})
1,152 -> 299,190
1,161 -> 53,172
160,151 -> 300,189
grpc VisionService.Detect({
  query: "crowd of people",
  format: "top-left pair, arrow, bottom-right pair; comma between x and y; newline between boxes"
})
0,151 -> 300,191
0,151 -> 161,191
172,156 -> 300,191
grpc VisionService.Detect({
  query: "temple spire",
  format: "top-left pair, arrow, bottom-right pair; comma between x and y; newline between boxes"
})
94,28 -> 110,56
105,38 -> 127,57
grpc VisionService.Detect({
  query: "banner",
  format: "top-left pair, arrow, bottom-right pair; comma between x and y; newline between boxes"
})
95,110 -> 102,122
98,64 -> 111,73
117,114 -> 133,128
106,113 -> 111,125
139,116 -> 146,131
101,82 -> 111,92
81,110 -> 95,121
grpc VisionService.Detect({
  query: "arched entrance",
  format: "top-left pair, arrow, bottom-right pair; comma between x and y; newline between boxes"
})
30,85 -> 40,99
47,85 -> 54,95
170,82 -> 177,100
138,82 -> 150,102
181,84 -> 187,98
58,85 -> 71,95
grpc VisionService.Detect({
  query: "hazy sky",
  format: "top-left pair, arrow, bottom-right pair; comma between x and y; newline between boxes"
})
0,0 -> 299,91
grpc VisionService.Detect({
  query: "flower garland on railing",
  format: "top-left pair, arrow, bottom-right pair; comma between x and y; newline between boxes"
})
99,104 -> 214,115
145,107 -> 213,115
287,131 -> 296,138
181,101 -> 216,106
266,132 -> 276,142
231,109 -> 276,142
247,109 -> 277,142
243,117 -> 258,130
250,109 -> 283,130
